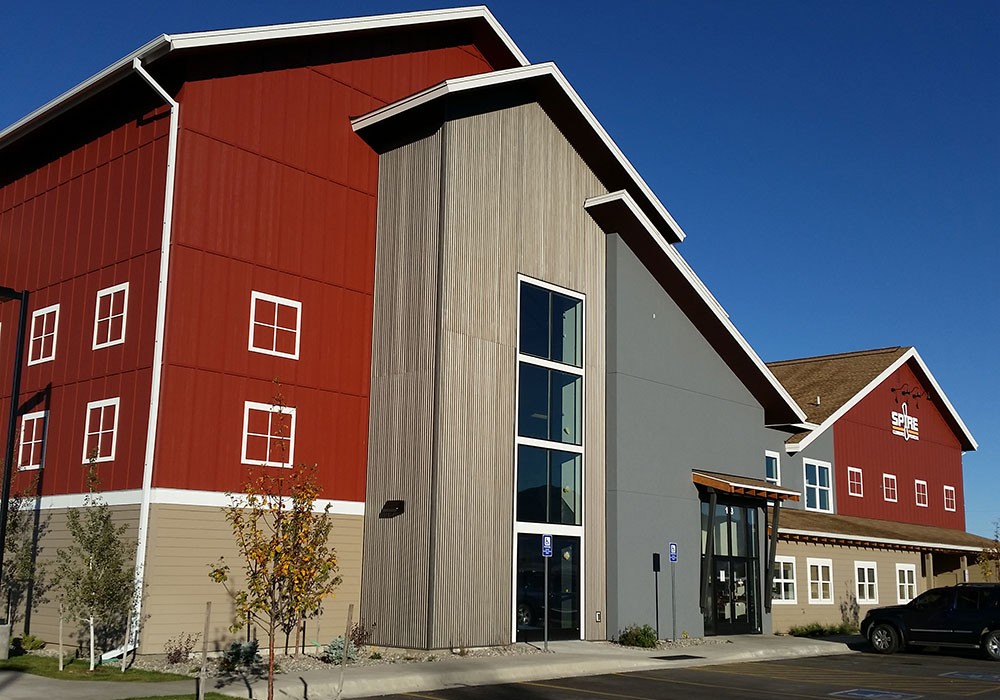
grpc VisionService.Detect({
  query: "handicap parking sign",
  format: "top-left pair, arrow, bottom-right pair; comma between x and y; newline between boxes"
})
542,534 -> 552,558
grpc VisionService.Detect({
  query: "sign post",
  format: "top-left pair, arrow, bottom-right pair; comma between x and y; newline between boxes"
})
652,553 -> 661,640
669,542 -> 678,641
542,535 -> 552,652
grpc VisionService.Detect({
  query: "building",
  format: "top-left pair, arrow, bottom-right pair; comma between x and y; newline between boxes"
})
0,7 -> 986,653
762,347 -> 986,632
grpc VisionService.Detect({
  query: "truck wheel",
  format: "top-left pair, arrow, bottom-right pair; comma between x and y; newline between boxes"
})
983,630 -> 1000,661
869,623 -> 900,654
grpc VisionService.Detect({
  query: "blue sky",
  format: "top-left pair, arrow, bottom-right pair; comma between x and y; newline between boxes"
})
3,1 -> 998,536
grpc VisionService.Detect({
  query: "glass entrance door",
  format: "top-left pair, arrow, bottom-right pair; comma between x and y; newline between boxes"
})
702,501 -> 761,635
515,533 -> 580,642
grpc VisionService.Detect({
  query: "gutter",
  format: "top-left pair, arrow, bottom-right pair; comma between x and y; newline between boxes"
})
129,57 -> 180,651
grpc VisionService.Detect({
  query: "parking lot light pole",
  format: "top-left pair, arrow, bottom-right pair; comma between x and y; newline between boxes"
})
0,285 -> 29,629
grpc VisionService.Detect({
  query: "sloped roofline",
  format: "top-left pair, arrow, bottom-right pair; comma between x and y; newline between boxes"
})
0,6 -> 529,151
785,347 -> 977,453
351,62 -> 687,242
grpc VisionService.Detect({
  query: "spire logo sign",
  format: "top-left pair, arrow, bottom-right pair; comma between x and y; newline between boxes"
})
891,402 -> 919,441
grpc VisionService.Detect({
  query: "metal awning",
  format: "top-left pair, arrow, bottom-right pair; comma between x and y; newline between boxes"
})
692,470 -> 800,502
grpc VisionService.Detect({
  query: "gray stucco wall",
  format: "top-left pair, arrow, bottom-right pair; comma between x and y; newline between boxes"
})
606,233 -> 773,638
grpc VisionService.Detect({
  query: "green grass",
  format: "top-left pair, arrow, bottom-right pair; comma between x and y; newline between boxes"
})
786,621 -> 860,637
0,654 -> 190,681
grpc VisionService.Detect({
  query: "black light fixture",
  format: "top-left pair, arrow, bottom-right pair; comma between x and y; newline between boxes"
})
0,285 -> 29,626
378,499 -> 405,519
890,383 -> 926,407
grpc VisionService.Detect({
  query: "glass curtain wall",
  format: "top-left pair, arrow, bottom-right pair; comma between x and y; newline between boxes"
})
514,277 -> 584,642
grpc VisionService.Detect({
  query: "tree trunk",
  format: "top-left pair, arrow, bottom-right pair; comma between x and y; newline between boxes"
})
58,607 -> 63,671
267,619 -> 276,700
88,615 -> 95,672
294,614 -> 301,657
121,608 -> 131,672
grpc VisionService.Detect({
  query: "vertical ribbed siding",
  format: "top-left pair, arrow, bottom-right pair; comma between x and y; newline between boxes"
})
361,130 -> 443,649
430,102 -> 608,646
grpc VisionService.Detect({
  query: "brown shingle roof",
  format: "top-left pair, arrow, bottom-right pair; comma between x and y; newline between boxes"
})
778,508 -> 994,552
767,346 -> 910,425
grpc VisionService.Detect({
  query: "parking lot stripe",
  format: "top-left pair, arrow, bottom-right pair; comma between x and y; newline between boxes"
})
616,672 -> 836,699
519,680 -> 659,699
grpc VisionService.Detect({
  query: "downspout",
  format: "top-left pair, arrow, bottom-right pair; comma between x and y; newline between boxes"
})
125,56 -> 179,653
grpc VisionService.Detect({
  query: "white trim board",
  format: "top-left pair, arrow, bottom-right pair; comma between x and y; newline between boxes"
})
28,488 -> 365,515
785,347 -> 977,453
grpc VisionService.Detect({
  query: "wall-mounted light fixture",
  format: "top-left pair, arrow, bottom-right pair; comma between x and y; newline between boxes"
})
378,499 -> 405,519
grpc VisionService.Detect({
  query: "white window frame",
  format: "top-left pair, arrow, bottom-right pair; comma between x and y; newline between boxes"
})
28,304 -> 60,366
807,557 -> 834,604
772,555 -> 797,604
847,466 -> 863,497
915,479 -> 928,508
18,410 -> 48,471
803,459 -> 833,513
92,282 -> 129,349
248,291 -> 302,360
765,450 -> 780,486
896,563 -> 917,604
943,485 -> 956,512
883,473 -> 898,502
241,401 -> 297,468
855,560 -> 879,605
512,274 -> 586,642
82,397 -> 120,463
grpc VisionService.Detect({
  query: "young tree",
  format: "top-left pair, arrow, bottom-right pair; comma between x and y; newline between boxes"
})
210,463 -> 341,700
56,464 -> 137,671
0,475 -> 50,631
978,520 -> 1000,581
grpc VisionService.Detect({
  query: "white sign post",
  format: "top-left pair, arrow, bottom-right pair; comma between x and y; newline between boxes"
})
542,535 -> 552,651
669,542 -> 678,641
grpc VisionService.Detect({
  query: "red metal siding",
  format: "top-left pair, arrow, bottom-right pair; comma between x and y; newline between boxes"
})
0,95 -> 168,496
157,42 -> 494,499
834,361 -> 965,529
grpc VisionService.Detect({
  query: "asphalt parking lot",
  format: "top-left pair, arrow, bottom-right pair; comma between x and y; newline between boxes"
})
369,649 -> 1000,700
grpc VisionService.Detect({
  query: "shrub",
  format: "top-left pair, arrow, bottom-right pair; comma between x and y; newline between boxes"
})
164,632 -> 200,664
322,636 -> 358,663
218,640 -> 261,673
618,624 -> 658,648
349,619 -> 375,648
787,621 -> 859,637
14,633 -> 45,651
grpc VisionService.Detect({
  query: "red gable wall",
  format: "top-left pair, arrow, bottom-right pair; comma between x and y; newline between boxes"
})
834,360 -> 965,530
154,40 -> 496,500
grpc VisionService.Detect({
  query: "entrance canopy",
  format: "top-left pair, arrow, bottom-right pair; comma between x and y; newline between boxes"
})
692,470 -> 800,502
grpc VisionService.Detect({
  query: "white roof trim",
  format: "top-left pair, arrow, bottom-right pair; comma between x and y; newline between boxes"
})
691,470 -> 801,498
352,63 -> 688,243
585,191 -> 806,421
779,527 -> 984,553
0,6 -> 527,147
786,347 -> 977,453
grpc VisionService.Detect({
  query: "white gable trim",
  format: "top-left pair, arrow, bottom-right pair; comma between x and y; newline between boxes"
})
787,347 -> 977,453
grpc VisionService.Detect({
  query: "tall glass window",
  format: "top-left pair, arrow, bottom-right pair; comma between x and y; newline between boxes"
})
514,277 -> 585,642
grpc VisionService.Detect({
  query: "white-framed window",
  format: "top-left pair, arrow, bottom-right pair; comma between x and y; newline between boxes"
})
847,466 -> 863,497
18,410 -> 47,470
772,555 -> 796,604
83,398 -> 120,463
883,473 -> 898,502
765,450 -> 780,486
855,561 -> 878,604
92,282 -> 128,349
943,485 -> 956,512
807,557 -> 833,604
249,292 -> 302,360
896,563 -> 917,603
242,401 -> 296,467
915,479 -> 928,507
803,459 -> 832,512
28,304 -> 59,365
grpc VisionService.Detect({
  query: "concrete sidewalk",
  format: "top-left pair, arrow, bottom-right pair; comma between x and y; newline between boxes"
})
0,635 -> 862,700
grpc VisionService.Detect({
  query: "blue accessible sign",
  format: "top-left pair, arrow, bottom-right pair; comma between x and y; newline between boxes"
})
542,534 -> 553,558
669,542 -> 678,562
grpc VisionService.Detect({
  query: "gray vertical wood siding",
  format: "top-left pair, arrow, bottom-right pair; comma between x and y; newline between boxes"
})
364,101 -> 607,648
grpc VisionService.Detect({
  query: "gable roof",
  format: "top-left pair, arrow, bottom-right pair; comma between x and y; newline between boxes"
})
0,6 -> 528,152
768,346 -> 977,452
352,66 -> 805,421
